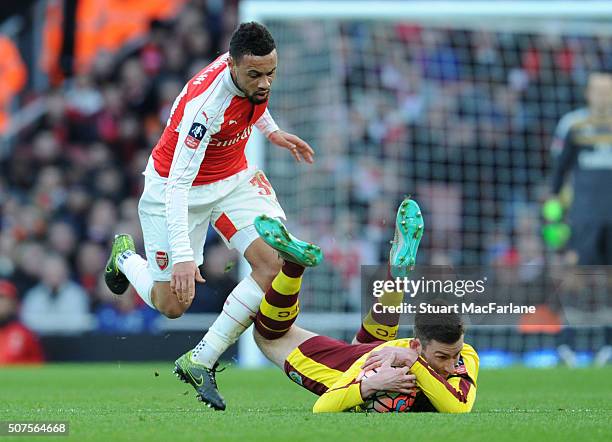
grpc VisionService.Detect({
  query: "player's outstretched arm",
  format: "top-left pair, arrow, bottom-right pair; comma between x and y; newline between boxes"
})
268,130 -> 314,164
254,108 -> 279,137
254,108 -> 314,164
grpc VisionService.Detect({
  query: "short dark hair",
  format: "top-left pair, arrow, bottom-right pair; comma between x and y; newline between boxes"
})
414,301 -> 464,347
229,22 -> 276,62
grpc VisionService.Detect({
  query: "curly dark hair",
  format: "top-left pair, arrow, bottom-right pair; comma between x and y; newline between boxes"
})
414,300 -> 464,347
229,22 -> 276,62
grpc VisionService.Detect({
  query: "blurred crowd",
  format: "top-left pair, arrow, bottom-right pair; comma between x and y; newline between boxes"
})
0,1 -> 240,338
263,23 -> 612,309
1,3 -> 611,336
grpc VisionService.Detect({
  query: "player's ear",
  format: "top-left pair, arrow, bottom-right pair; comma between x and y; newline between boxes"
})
227,55 -> 235,70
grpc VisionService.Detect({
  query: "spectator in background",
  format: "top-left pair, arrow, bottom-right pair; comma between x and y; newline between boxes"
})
47,220 -> 77,262
5,3 -> 611,327
0,280 -> 44,364
21,254 -> 91,334
95,280 -> 158,335
10,242 -> 47,295
75,241 -> 106,297
0,2 -> 239,336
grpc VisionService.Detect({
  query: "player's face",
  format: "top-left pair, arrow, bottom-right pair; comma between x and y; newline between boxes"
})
420,335 -> 464,378
586,73 -> 612,116
229,50 -> 277,104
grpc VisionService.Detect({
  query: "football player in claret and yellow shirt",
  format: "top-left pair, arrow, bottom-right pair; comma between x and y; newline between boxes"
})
250,198 -> 479,413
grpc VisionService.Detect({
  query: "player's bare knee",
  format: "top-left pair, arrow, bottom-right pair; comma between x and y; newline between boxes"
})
151,284 -> 188,319
158,295 -> 189,319
160,302 -> 188,319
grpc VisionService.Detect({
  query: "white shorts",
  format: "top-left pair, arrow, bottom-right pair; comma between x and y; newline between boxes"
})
138,158 -> 286,281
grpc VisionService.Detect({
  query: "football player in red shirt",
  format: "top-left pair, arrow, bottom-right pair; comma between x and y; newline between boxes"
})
104,22 -> 313,410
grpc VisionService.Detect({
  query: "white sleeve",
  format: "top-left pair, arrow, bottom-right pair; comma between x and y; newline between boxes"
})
254,108 -> 279,138
165,98 -> 222,264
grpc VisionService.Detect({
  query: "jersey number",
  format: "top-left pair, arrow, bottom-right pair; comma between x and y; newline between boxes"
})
250,172 -> 273,196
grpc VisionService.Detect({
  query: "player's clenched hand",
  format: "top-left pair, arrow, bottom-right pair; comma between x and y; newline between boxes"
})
171,261 -> 206,305
268,130 -> 314,164
361,346 -> 420,372
360,358 -> 417,397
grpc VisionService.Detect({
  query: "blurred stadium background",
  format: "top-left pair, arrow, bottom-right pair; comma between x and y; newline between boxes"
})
0,0 -> 610,368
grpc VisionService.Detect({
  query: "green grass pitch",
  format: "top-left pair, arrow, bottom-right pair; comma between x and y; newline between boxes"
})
1,364 -> 610,442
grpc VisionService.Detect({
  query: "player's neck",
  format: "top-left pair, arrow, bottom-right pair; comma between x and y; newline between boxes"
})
229,70 -> 247,96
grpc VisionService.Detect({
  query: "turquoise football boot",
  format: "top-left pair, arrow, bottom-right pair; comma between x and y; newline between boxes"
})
254,215 -> 323,267
389,198 -> 424,278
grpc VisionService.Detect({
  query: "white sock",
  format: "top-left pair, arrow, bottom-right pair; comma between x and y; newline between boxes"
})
192,274 -> 264,367
117,250 -> 155,309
